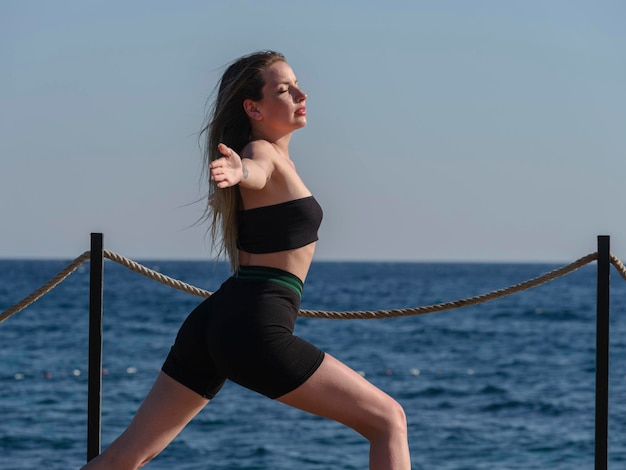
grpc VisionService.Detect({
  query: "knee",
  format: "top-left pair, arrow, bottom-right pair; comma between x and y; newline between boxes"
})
368,396 -> 408,440
385,398 -> 408,435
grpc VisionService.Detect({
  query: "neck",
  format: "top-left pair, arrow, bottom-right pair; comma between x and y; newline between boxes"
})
250,128 -> 293,154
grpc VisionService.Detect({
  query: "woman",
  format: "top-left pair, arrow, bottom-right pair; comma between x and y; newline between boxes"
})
82,51 -> 410,469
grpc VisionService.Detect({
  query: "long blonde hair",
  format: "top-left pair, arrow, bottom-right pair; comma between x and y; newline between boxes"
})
200,51 -> 286,271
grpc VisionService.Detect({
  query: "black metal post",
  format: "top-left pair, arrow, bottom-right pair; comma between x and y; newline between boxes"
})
595,235 -> 610,470
87,233 -> 104,462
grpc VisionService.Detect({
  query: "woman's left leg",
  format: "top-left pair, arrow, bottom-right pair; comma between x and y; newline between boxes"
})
81,372 -> 209,470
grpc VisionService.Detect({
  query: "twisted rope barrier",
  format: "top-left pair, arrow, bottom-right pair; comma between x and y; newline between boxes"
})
610,254 -> 626,281
0,251 -> 92,324
300,253 -> 600,319
2,250 -> 626,324
102,250 -> 212,299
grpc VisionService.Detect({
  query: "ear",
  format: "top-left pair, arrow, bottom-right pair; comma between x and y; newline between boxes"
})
243,99 -> 263,121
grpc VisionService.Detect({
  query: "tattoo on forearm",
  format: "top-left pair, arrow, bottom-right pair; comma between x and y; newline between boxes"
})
242,162 -> 249,180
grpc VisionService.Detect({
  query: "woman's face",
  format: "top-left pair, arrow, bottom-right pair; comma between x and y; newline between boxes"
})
254,61 -> 307,132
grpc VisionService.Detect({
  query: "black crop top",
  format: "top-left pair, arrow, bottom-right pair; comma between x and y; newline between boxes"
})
237,196 -> 323,253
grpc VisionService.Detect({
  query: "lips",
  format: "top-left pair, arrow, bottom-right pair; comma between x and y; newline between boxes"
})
295,107 -> 307,116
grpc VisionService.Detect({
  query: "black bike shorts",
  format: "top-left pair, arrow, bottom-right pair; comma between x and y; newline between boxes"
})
161,266 -> 325,399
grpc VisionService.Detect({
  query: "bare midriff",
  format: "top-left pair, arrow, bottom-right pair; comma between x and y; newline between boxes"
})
238,242 -> 316,283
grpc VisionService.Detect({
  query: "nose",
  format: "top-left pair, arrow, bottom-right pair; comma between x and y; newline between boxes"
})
295,87 -> 307,102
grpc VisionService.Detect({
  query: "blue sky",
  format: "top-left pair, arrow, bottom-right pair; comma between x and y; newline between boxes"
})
2,1 -> 625,262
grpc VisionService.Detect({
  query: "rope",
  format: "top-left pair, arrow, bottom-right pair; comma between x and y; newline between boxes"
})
298,253 -> 598,319
1,250 -> 625,324
611,254 -> 626,281
0,251 -> 91,324
102,250 -> 212,299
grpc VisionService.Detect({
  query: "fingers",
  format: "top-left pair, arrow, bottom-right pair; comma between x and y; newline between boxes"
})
210,161 -> 234,188
209,150 -> 228,180
212,176 -> 229,188
209,143 -> 235,188
210,153 -> 228,169
210,168 -> 228,187
209,144 -> 233,170
210,143 -> 244,188
217,143 -> 231,158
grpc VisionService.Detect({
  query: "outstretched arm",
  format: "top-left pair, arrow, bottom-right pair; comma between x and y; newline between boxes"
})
210,143 -> 272,190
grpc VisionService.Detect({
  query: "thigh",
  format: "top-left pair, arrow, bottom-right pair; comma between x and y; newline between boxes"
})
276,354 -> 401,438
99,372 -> 209,466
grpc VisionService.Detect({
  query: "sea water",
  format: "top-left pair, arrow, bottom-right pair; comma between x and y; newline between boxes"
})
1,259 -> 625,469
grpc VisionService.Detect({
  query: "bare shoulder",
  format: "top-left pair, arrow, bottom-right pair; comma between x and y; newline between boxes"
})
241,140 -> 279,162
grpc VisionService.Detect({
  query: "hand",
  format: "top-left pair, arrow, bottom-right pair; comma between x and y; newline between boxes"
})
210,143 -> 244,188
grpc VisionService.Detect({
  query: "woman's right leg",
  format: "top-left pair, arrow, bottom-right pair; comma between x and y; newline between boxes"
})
277,353 -> 411,470
81,372 -> 209,470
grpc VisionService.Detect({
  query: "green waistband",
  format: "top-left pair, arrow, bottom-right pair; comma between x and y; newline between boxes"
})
234,266 -> 303,297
